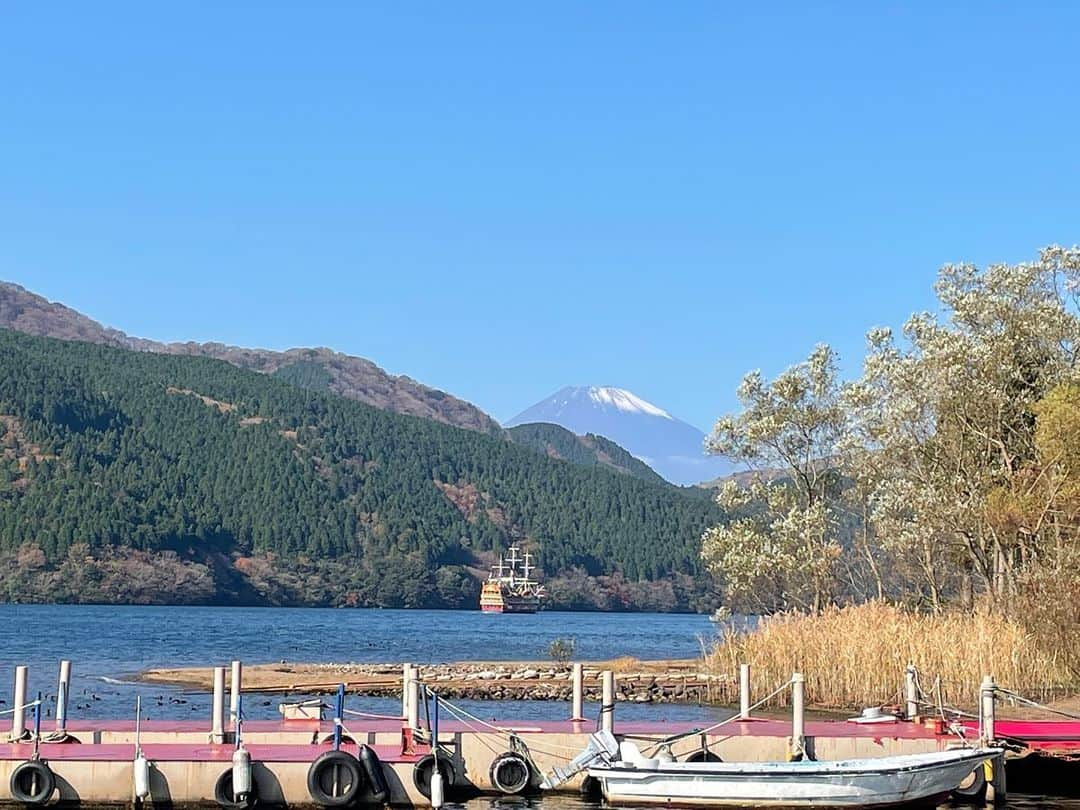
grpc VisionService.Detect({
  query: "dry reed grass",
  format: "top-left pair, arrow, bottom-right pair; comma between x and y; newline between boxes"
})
608,655 -> 644,674
705,602 -> 1075,709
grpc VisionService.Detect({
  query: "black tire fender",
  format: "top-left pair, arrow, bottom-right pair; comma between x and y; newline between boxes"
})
684,749 -> 722,763
490,751 -> 531,794
307,750 -> 365,808
214,768 -> 258,809
412,753 -> 455,799
951,761 -> 988,803
357,744 -> 389,803
579,774 -> 602,800
10,760 -> 56,805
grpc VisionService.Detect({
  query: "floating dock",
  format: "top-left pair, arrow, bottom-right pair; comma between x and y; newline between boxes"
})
0,661 -> 1075,806
0,715 -> 1076,806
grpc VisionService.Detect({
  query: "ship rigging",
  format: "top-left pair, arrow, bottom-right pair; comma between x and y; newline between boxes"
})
479,546 -> 546,613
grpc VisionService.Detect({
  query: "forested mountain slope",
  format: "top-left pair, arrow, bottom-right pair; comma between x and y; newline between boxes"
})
508,422 -> 669,485
0,282 -> 501,434
0,329 -> 721,610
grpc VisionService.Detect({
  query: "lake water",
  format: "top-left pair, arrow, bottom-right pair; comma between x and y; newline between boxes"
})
1,606 -> 1074,808
0,604 -> 727,723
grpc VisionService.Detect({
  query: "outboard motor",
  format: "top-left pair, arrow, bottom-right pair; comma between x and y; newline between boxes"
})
540,730 -> 619,790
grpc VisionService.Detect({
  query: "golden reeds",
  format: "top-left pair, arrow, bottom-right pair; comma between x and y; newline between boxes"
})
705,602 -> 1074,709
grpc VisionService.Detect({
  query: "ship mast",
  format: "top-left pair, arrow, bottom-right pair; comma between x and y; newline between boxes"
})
506,546 -> 520,586
523,551 -> 533,583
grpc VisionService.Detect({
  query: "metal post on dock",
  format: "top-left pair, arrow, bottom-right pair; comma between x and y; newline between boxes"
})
601,670 -> 615,733
571,663 -> 585,721
229,660 -> 243,727
791,673 -> 806,761
211,666 -> 227,743
987,751 -> 1007,803
402,663 -> 412,720
739,663 -> 751,720
333,684 -> 345,751
56,660 -> 72,733
12,665 -> 28,741
904,663 -> 918,721
407,667 -> 420,731
979,674 -> 996,745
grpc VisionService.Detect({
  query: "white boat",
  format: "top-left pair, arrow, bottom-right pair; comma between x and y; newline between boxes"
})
590,748 -> 1000,807
544,732 -> 1001,807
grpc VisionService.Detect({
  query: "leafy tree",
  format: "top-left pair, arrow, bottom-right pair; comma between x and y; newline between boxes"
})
845,246 -> 1080,609
701,345 -> 847,612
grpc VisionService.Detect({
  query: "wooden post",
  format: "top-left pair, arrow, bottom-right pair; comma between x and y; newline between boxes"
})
11,666 -> 27,741
904,664 -> 918,720
401,663 -> 412,720
739,663 -> 751,720
987,751 -> 1007,803
56,660 -> 72,733
210,666 -> 226,743
229,660 -> 243,727
601,670 -> 615,733
980,675 -> 996,745
791,673 -> 806,760
571,663 -> 585,721
407,666 -> 419,731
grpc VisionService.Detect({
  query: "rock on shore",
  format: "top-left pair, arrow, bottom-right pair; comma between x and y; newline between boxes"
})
141,659 -> 737,704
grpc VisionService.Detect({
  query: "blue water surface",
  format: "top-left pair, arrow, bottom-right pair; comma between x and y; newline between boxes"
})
0,605 -> 726,724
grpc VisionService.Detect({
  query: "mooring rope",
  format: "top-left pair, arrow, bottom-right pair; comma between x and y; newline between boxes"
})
433,695 -> 584,759
342,708 -> 405,721
332,715 -> 364,744
415,675 -> 797,764
995,686 -> 1080,721
0,699 -> 42,717
910,665 -> 978,720
635,677 -> 796,755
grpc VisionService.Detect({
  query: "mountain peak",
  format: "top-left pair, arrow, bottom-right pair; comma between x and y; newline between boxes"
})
508,385 -> 734,485
585,386 -> 673,420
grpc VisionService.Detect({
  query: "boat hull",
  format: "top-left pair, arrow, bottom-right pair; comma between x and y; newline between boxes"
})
590,749 -> 997,808
481,599 -> 540,614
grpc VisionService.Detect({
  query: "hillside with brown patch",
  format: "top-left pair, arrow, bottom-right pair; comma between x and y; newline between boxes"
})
0,282 -> 501,434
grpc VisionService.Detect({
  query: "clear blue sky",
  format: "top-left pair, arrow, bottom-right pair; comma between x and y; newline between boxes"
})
3,3 -> 1078,431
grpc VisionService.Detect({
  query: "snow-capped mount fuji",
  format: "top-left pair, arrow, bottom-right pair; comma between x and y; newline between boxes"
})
506,386 -> 735,486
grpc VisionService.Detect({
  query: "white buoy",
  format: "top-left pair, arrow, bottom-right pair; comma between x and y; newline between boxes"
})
134,694 -> 150,800
232,746 -> 252,798
430,770 -> 444,809
133,753 -> 151,799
